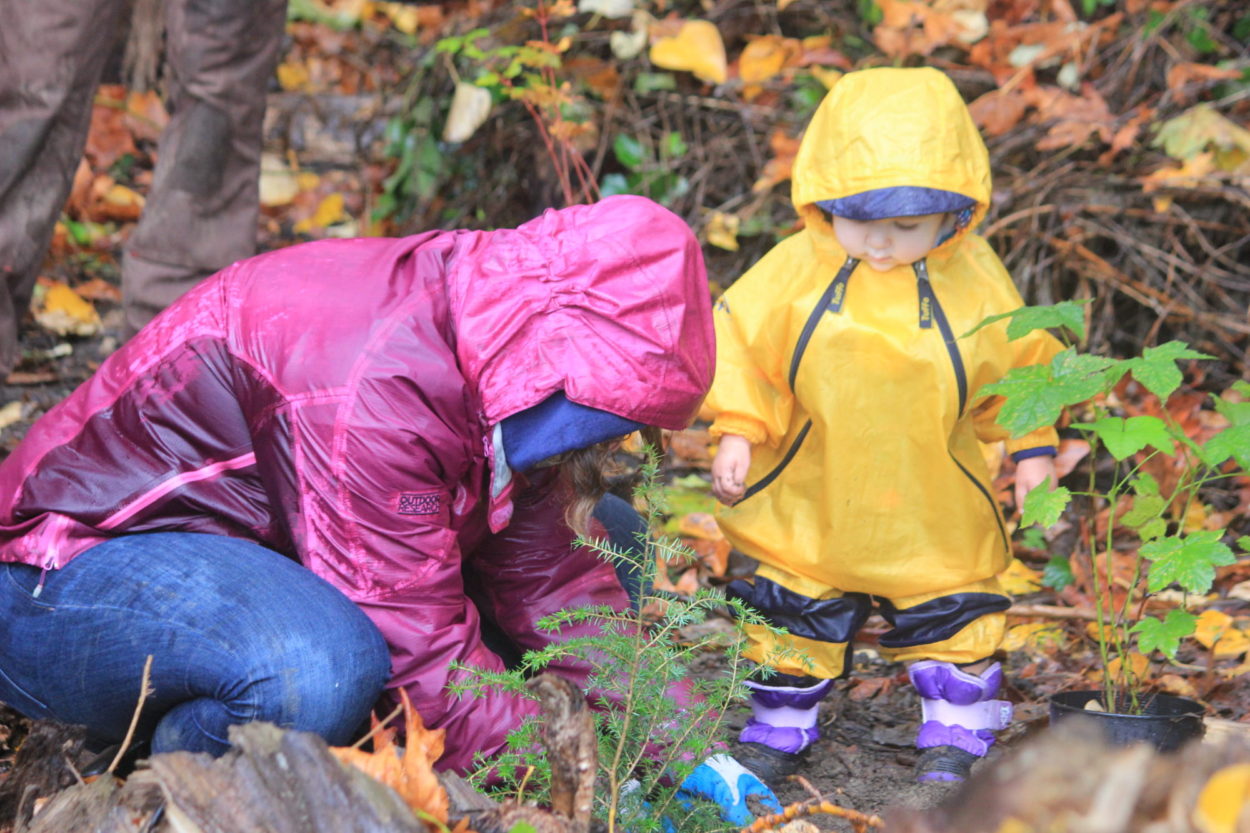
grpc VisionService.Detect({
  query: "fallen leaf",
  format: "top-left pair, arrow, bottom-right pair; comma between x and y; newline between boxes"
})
1193,609 -> 1250,658
1155,673 -> 1198,699
677,512 -> 722,541
33,280 -> 101,337
578,0 -> 634,17
1001,622 -> 1064,653
442,81 -> 493,143
1166,63 -> 1243,104
330,689 -> 449,824
259,153 -> 301,208
737,35 -> 803,99
1153,105 -> 1250,170
0,401 -> 24,431
969,85 -> 1030,136
649,19 -> 727,85
752,129 -> 801,192
73,278 -> 123,303
293,193 -> 347,234
276,60 -> 312,91
1000,559 -> 1043,595
1192,763 -> 1250,833
705,211 -> 740,251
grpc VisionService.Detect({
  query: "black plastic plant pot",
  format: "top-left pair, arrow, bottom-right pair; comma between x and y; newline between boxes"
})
1049,689 -> 1205,752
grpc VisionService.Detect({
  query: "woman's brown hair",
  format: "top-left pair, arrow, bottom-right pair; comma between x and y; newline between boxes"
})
558,426 -> 662,537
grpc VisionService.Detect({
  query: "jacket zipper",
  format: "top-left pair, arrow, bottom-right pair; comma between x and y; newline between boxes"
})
741,257 -> 858,502
913,260 -> 1008,552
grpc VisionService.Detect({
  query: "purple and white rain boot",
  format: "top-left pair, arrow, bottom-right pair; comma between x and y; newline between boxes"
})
735,677 -> 834,785
908,660 -> 1012,783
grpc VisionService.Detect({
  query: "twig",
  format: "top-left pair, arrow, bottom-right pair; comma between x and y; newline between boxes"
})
109,654 -> 154,775
349,701 -> 405,750
739,798 -> 884,833
1009,603 -> 1098,621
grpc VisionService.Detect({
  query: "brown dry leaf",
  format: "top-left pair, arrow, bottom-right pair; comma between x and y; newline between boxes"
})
649,19 -> 727,85
124,90 -> 169,143
66,159 -> 96,220
565,56 -> 622,100
277,60 -> 312,91
1155,673 -> 1198,699
88,178 -> 145,223
1099,106 -> 1153,165
1031,83 -> 1115,152
330,689 -> 449,825
74,278 -> 123,304
86,85 -> 139,168
969,85 -> 1031,136
752,129 -> 802,193
1140,152 -> 1217,212
677,512 -> 722,541
668,427 -> 712,465
1166,63 -> 1243,104
848,676 -> 892,701
689,536 -> 730,576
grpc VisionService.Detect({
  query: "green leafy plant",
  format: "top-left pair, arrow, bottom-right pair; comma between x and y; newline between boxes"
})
969,301 -> 1249,713
450,450 -> 790,833
599,132 -> 691,207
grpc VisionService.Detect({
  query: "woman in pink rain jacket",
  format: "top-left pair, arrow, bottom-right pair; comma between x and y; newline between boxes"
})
0,195 -> 714,773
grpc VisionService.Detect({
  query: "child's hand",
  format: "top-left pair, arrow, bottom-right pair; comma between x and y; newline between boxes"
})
712,434 -> 752,505
1014,455 -> 1057,513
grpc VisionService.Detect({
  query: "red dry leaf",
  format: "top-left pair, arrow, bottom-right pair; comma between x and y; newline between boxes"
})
1031,84 -> 1115,152
970,84 -> 1032,136
1166,63 -> 1243,105
752,129 -> 802,193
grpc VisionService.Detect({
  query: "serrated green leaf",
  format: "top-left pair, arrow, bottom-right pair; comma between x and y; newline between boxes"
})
961,301 -> 1088,342
1201,423 -> 1250,469
1131,608 -> 1197,659
1121,493 -> 1166,529
1213,391 -> 1250,426
1121,341 -> 1211,400
1239,536 -> 1250,552
1133,474 -> 1160,496
982,348 -> 1116,437
1021,479 -> 1070,528
1139,517 -> 1168,542
1042,554 -> 1075,590
1087,415 -> 1175,460
1141,530 -> 1236,593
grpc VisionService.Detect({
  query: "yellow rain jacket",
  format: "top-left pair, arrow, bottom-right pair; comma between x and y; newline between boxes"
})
705,68 -> 1061,674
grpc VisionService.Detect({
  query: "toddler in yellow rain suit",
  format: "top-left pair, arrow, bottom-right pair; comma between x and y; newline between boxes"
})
704,67 -> 1063,783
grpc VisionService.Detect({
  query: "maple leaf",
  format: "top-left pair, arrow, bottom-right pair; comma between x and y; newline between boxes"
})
1131,608 -> 1196,659
1021,477 -> 1071,528
1152,105 -> 1250,170
969,85 -> 1031,136
1141,530 -> 1236,594
330,689 -> 449,825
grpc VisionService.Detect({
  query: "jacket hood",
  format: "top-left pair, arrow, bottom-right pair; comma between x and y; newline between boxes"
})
445,196 -> 715,430
791,67 -> 992,254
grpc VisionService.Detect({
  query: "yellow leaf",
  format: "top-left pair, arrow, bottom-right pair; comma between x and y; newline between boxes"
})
331,689 -> 449,824
276,61 -> 311,92
373,0 -> 420,33
999,559 -> 1042,595
739,35 -> 801,85
259,153 -> 300,208
1193,609 -> 1250,658
1104,652 -> 1150,682
34,281 -> 101,337
1156,672 -> 1198,699
293,193 -> 347,234
103,184 -> 145,210
296,171 -> 321,192
442,81 -> 493,143
705,211 -> 740,251
811,66 -> 842,89
649,20 -> 727,85
1193,763 -> 1250,833
0,401 -> 24,431
1001,622 -> 1063,653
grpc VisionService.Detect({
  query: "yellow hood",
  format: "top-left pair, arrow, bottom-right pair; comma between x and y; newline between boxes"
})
792,67 -> 992,252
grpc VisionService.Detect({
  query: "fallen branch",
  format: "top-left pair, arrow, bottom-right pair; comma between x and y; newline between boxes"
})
1008,603 -> 1099,621
739,798 -> 884,833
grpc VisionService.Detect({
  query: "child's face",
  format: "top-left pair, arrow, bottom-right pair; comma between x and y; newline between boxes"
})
831,213 -> 947,272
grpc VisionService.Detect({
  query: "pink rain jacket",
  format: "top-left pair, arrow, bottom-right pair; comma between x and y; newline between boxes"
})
0,195 -> 715,771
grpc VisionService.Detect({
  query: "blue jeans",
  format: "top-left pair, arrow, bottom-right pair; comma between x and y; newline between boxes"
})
0,532 -> 391,756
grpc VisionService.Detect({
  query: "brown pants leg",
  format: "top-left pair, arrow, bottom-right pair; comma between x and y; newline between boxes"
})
121,0 -> 287,336
0,0 -> 126,375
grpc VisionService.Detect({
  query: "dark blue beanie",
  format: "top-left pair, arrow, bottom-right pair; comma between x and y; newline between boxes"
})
500,391 -> 643,472
816,186 -> 975,221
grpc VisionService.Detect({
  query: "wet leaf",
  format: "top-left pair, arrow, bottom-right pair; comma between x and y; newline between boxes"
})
649,20 -> 727,85
981,348 -> 1117,437
1192,763 -> 1250,833
1076,415 -> 1174,461
1153,105 -> 1250,169
1001,622 -> 1064,653
1122,341 -> 1212,401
